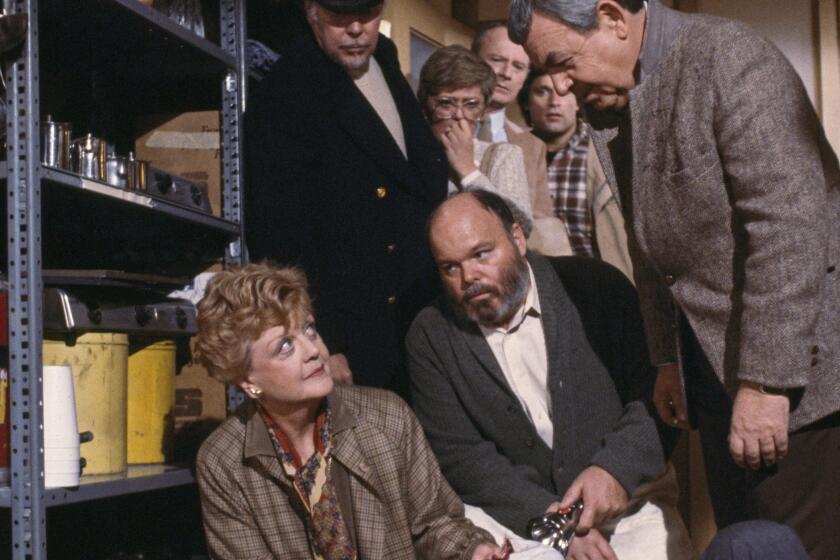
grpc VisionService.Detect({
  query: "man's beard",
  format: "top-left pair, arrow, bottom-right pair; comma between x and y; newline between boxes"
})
340,52 -> 372,72
456,253 -> 530,328
335,41 -> 374,74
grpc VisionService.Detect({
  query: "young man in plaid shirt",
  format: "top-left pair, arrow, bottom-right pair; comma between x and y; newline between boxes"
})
518,69 -> 633,279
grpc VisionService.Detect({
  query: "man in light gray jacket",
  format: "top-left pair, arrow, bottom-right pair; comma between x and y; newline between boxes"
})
507,1 -> 840,557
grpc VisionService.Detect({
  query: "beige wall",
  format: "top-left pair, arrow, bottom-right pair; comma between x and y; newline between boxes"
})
696,0 -> 817,102
383,0 -> 474,73
818,0 -> 840,152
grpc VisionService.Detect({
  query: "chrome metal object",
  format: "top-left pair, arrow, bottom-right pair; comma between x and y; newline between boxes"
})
526,500 -> 584,555
41,116 -> 71,169
104,155 -> 130,189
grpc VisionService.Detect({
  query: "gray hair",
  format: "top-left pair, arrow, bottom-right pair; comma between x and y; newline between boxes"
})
508,0 -> 644,43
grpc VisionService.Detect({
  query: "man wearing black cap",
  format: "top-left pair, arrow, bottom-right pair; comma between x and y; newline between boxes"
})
244,0 -> 448,400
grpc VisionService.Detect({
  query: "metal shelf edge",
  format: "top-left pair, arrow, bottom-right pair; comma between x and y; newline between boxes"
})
40,167 -> 241,235
0,466 -> 195,508
110,0 -> 237,70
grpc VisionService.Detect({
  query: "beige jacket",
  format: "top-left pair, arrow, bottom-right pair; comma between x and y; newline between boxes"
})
196,385 -> 493,559
526,131 -> 634,281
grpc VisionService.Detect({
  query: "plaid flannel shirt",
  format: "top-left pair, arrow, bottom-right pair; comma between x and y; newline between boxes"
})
547,125 -> 595,257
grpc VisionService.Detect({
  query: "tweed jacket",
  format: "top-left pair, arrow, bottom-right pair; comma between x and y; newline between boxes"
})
589,1 -> 840,430
407,255 -> 665,536
196,385 -> 494,559
456,139 -> 534,234
244,31 -> 447,397
528,128 -> 633,281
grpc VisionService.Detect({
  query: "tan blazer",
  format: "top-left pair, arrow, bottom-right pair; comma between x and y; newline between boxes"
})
197,385 -> 493,559
522,128 -> 633,282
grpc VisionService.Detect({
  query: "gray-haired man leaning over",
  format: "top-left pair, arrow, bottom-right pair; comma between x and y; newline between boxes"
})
507,1 -> 840,558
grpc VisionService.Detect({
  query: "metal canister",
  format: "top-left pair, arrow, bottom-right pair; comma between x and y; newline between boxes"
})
127,340 -> 175,464
127,152 -> 148,191
105,155 -> 130,189
98,141 -> 111,180
43,333 -> 129,475
71,134 -> 102,179
41,116 -> 72,169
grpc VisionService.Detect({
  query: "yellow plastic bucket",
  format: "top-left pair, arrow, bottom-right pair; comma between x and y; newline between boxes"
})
43,333 -> 129,475
126,340 -> 175,464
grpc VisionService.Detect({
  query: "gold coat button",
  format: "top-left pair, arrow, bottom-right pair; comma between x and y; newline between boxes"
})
376,186 -> 387,199
387,296 -> 397,305
386,243 -> 397,254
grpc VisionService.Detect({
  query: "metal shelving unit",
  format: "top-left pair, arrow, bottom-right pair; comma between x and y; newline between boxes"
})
3,1 -> 246,557
0,465 -> 195,508
41,167 -> 241,235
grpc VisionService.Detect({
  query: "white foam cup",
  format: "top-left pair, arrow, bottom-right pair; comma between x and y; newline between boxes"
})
43,365 -> 80,487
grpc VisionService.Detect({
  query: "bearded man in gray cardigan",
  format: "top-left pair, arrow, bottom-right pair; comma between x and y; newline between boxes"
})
408,191 -> 692,560
508,1 -> 840,558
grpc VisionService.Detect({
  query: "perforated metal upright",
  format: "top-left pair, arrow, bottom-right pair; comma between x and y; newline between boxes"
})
5,0 -> 46,557
220,0 -> 246,269
219,0 -> 248,414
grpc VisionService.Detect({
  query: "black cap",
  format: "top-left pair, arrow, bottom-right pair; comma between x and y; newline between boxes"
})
313,0 -> 384,14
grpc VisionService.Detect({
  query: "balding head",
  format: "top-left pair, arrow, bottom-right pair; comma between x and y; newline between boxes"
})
428,192 -> 529,327
429,190 -> 517,238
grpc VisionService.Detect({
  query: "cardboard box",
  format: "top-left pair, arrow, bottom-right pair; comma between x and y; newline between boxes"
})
135,111 -> 223,216
171,344 -> 228,462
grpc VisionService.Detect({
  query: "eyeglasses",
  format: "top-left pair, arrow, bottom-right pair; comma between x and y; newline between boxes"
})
431,97 -> 484,121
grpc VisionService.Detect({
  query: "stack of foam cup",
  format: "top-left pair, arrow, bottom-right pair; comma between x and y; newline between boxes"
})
43,365 -> 80,488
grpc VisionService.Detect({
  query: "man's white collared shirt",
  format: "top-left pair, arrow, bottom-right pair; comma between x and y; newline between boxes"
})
479,264 -> 553,448
484,109 -> 509,143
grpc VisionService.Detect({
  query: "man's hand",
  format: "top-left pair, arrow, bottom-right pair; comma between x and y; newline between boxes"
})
565,528 -> 617,560
653,363 -> 689,429
729,383 -> 789,469
328,353 -> 353,385
554,466 -> 629,534
470,543 -> 509,560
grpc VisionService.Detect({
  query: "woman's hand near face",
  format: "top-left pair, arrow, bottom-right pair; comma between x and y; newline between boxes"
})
439,118 -> 478,181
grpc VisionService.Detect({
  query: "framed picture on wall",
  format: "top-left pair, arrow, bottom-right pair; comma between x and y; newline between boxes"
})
408,30 -> 442,92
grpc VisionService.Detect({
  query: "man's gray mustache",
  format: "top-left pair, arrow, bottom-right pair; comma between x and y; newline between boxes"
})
463,283 -> 498,303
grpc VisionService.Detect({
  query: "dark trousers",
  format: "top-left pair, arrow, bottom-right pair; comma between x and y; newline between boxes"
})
681,318 -> 840,560
701,521 -> 809,560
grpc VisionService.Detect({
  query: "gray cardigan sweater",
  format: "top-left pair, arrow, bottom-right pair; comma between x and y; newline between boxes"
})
407,254 -> 664,535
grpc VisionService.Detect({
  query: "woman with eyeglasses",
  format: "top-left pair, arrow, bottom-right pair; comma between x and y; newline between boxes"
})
419,45 -> 534,234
